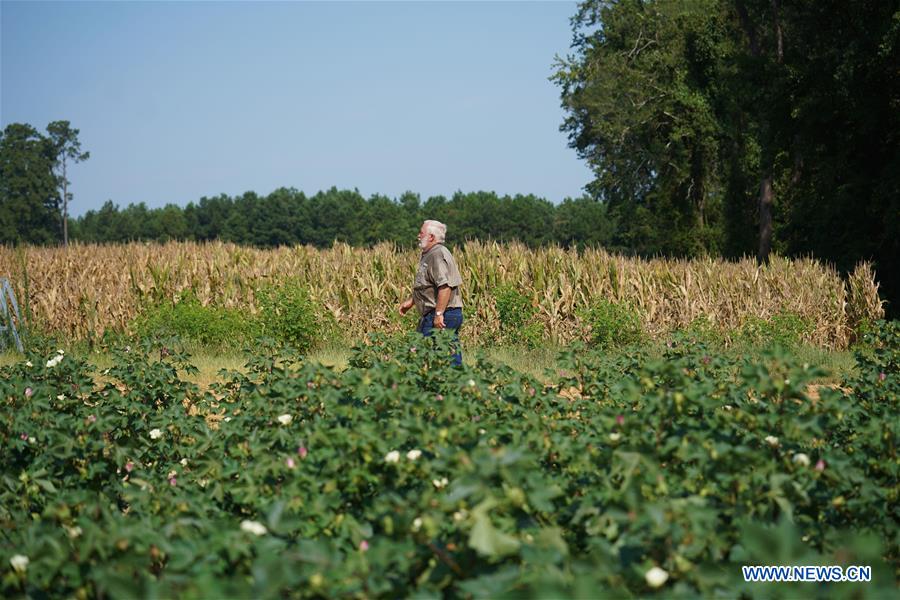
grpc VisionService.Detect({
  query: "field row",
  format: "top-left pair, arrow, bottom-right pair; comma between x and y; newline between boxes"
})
0,241 -> 885,348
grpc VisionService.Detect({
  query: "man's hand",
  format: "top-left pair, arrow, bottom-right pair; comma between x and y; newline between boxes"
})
434,313 -> 446,329
398,298 -> 414,316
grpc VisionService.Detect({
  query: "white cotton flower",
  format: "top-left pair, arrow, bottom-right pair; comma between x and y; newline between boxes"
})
432,477 -> 449,489
467,379 -> 476,387
609,432 -> 621,442
57,349 -> 65,355
28,437 -> 35,444
478,428 -> 486,435
277,414 -> 293,425
453,510 -> 468,522
25,361 -> 33,368
180,458 -> 188,467
792,453 -> 811,467
46,355 -> 62,368
10,554 -> 29,573
149,428 -> 163,440
406,449 -> 422,461
57,394 -> 66,401
384,450 -> 400,463
64,525 -> 82,539
645,566 -> 669,588
412,517 -> 423,532
765,435 -> 779,447
224,416 -> 232,422
240,520 -> 267,536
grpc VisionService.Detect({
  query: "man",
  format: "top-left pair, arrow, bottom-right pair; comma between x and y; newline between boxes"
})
398,220 -> 464,365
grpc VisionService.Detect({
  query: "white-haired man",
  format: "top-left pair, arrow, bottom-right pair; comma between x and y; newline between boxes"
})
398,220 -> 464,365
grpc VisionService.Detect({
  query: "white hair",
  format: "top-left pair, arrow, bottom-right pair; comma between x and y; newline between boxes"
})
422,220 -> 447,243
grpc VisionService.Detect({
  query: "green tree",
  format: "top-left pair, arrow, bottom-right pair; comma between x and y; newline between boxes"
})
553,196 -> 615,249
552,1 -> 899,315
773,0 -> 900,313
552,0 -> 732,257
0,123 -> 60,244
46,121 -> 90,247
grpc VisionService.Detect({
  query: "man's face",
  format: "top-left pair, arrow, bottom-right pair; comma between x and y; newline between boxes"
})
418,225 -> 434,250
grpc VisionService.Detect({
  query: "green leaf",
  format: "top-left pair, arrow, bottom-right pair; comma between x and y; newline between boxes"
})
468,498 -> 521,558
35,478 -> 57,493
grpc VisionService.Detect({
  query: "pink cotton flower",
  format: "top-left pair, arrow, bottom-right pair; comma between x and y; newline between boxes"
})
815,459 -> 826,472
436,394 -> 444,401
24,387 -> 33,398
20,433 -> 27,441
286,457 -> 296,469
359,540 -> 369,552
125,462 -> 134,473
298,446 -> 308,459
879,372 -> 886,382
88,415 -> 97,423
168,477 -> 177,486
616,415 -> 625,426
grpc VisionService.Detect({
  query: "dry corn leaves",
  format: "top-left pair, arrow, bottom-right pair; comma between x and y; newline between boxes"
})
0,241 -> 884,348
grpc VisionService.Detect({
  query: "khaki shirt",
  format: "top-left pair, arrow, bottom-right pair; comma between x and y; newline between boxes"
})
413,244 -> 463,316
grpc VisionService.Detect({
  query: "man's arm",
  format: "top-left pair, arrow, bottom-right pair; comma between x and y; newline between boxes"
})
433,285 -> 451,328
398,296 -> 414,315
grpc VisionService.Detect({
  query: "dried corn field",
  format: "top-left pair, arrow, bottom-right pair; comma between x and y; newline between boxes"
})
0,241 -> 885,348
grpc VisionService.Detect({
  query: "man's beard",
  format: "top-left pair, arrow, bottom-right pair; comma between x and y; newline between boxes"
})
418,237 -> 428,250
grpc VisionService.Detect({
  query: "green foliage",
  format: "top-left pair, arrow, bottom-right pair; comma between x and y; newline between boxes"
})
46,120 -> 90,245
131,281 -> 336,354
552,0 -> 900,314
255,279 -> 332,353
1,332 -> 897,597
71,188 -> 610,251
582,298 -> 644,350
674,315 -> 726,347
740,311 -> 812,349
0,124 -> 60,245
494,285 -> 542,348
552,0 -> 729,257
851,317 -> 876,349
849,320 -> 899,402
132,292 -> 251,348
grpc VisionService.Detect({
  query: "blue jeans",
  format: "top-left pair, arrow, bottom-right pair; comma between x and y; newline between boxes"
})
418,307 -> 463,366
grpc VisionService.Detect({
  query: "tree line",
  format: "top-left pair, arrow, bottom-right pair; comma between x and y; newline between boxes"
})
70,189 -> 615,250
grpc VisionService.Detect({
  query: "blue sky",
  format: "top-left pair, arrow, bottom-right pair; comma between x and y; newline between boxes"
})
1,1 -> 590,217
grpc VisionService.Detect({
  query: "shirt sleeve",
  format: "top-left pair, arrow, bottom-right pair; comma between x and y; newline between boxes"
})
428,251 -> 462,288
